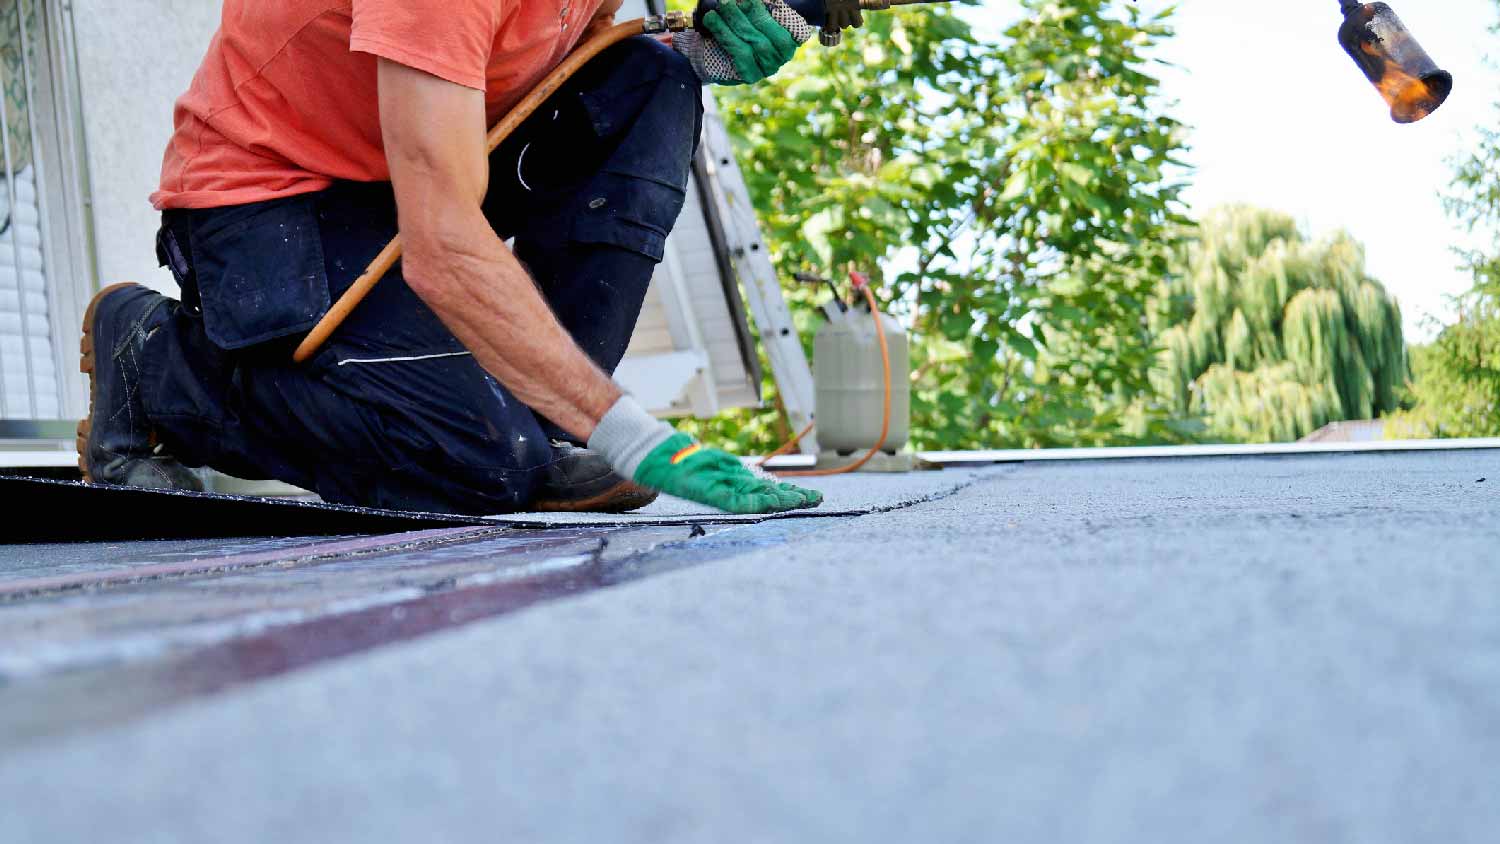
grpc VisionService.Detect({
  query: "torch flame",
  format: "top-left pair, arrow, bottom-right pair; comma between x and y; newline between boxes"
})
1358,28 -> 1452,124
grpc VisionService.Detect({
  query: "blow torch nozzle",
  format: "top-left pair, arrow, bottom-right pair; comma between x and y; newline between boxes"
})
815,0 -> 953,46
1337,2 -> 1452,124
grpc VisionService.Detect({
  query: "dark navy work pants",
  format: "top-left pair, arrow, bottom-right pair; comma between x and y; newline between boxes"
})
143,38 -> 703,514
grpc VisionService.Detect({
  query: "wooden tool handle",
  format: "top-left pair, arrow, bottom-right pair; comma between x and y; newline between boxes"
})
292,19 -> 648,364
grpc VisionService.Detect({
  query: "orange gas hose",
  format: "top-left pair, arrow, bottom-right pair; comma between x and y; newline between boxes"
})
755,420 -> 816,468
773,282 -> 892,478
292,19 -> 649,364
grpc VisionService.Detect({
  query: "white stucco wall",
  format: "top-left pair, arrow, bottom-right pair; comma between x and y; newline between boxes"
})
71,0 -> 219,296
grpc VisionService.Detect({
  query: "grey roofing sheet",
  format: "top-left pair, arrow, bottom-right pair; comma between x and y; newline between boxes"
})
3,451 -> 1499,843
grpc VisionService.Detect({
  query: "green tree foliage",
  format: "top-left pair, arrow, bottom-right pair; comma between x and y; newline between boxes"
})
1151,206 -> 1408,442
682,0 -> 1191,452
1393,267 -> 1500,438
1392,338 -> 1500,438
1395,21 -> 1500,437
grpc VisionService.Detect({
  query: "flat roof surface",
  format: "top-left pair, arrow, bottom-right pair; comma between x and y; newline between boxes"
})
3,449 -> 1499,842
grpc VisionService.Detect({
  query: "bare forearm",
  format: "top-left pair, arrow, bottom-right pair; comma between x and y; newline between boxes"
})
403,203 -> 621,441
376,57 -> 620,440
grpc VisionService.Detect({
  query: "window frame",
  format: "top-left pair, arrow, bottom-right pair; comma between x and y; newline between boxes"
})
0,0 -> 97,431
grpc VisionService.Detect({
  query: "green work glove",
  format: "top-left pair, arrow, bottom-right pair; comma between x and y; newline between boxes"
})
588,396 -> 823,515
674,0 -> 814,86
702,0 -> 802,85
635,433 -> 822,514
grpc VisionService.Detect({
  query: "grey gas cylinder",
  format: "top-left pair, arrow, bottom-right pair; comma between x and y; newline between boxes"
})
813,305 -> 910,454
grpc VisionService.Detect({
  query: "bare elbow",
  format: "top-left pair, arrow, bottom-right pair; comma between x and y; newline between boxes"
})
400,213 -> 494,306
402,231 -> 462,305
400,251 -> 448,305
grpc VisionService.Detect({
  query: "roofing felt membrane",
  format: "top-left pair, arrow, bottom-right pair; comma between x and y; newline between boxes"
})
0,476 -> 490,542
3,449 -> 1499,842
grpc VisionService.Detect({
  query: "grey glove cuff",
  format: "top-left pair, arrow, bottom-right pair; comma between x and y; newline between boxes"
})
673,0 -> 816,84
673,29 -> 715,84
766,0 -> 816,44
587,394 -> 676,480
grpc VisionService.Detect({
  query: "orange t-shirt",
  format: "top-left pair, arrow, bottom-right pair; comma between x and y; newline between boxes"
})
152,0 -> 620,210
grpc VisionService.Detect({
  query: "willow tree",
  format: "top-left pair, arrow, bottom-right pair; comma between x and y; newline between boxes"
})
1151,206 -> 1409,442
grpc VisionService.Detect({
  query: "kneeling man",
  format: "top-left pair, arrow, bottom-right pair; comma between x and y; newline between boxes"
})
77,0 -> 822,515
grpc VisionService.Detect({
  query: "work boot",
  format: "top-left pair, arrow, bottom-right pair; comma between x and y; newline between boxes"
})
77,283 -> 202,491
534,441 -> 658,513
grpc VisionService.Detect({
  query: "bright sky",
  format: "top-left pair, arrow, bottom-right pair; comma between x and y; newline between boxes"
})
977,1 -> 1500,341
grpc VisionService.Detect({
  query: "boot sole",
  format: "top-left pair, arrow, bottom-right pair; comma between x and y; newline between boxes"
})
534,479 -> 659,514
78,283 -> 145,483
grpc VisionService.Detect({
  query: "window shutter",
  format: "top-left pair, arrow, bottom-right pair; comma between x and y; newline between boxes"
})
0,166 -> 60,419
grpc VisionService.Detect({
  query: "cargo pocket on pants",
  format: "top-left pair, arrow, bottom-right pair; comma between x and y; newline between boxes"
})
187,193 -> 330,351
569,174 -> 682,262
